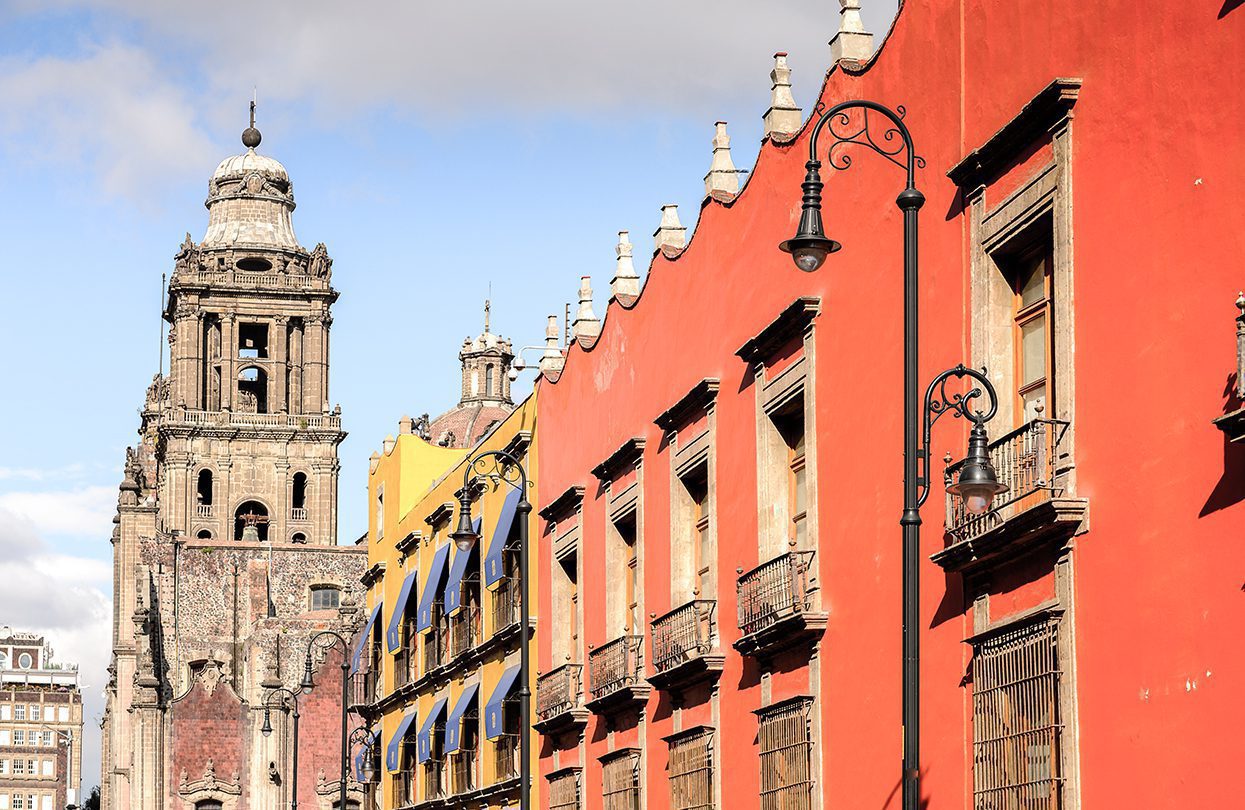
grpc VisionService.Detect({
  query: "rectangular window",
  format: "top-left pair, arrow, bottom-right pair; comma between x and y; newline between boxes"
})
375,486 -> 385,540
1005,243 -> 1054,424
13,730 -> 24,746
0,705 -> 9,720
758,699 -> 814,810
27,706 -> 38,722
771,397 -> 808,548
13,706 -> 24,721
56,708 -> 68,723
40,760 -> 52,777
678,463 -> 713,599
972,620 -> 1062,809
0,759 -> 8,774
548,771 -> 581,810
608,511 -> 640,635
602,752 -> 641,810
554,551 -> 580,664
669,730 -> 714,810
310,585 -> 341,611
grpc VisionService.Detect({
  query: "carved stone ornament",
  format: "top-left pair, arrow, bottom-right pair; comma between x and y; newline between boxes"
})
178,755 -> 242,810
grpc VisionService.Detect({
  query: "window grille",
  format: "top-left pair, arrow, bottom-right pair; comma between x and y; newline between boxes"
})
972,619 -> 1062,809
602,752 -> 641,810
548,770 -> 581,810
758,698 -> 814,810
669,730 -> 714,810
310,585 -> 340,611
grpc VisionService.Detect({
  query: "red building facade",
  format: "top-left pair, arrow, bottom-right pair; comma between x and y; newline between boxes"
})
533,2 -> 1244,808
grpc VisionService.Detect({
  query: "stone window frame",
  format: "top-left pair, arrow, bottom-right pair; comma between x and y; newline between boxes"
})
736,297 -> 821,566
308,582 -> 343,611
663,725 -> 717,810
599,746 -> 643,810
592,439 -> 647,641
950,78 -> 1081,489
754,694 -> 817,810
540,486 -> 586,668
655,379 -> 721,605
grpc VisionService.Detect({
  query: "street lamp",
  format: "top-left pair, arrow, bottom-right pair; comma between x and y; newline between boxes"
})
260,686 -> 301,810
347,723 -> 378,797
780,100 -> 1006,810
301,631 -> 352,810
40,726 -> 76,809
449,449 -> 531,810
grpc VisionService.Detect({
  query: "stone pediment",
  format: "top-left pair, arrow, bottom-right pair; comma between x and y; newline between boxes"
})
179,758 -> 242,810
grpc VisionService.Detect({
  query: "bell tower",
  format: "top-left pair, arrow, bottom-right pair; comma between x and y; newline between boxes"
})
161,109 -> 344,546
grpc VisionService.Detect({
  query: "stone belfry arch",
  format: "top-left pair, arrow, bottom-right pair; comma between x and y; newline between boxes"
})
101,110 -> 364,810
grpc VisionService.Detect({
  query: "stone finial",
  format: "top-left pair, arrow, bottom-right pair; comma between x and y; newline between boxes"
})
539,315 -> 565,376
653,204 -> 687,256
382,435 -> 396,455
398,415 -> 413,435
830,0 -> 874,64
763,52 -> 803,139
368,450 -> 381,473
610,231 -> 641,302
704,121 -> 741,199
572,276 -> 601,345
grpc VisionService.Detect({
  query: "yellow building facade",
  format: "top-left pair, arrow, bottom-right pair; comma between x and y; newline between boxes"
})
359,396 -> 538,810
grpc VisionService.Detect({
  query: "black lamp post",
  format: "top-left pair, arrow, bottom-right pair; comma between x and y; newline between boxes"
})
347,723 -> 378,796
780,100 -> 1007,810
448,450 -> 531,810
301,631 -> 352,810
260,686 -> 301,810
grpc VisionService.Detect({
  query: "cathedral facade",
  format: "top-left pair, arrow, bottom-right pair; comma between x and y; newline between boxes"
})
100,118 -> 368,810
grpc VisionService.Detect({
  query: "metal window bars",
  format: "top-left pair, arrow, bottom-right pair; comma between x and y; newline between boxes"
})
536,664 -> 584,721
668,730 -> 715,810
588,635 -> 644,700
602,752 -> 641,810
651,600 -> 717,675
736,551 -> 817,638
492,575 -> 521,633
449,606 -> 481,659
971,619 -> 1062,810
423,758 -> 445,800
758,699 -> 814,810
493,732 -> 520,782
449,747 -> 477,795
548,770 -> 581,810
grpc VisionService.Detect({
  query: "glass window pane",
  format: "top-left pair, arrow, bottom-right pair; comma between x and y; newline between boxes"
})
1020,316 -> 1046,386
793,466 -> 808,515
1019,254 -> 1047,308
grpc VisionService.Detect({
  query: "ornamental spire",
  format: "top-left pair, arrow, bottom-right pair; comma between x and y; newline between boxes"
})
705,122 -> 742,200
763,52 -> 802,139
572,276 -> 600,345
242,95 -> 261,149
610,231 -> 640,302
653,204 -> 687,256
830,0 -> 874,64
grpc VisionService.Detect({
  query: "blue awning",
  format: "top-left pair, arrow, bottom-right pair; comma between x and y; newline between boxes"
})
484,489 -> 522,587
484,664 -> 522,739
443,517 -> 481,616
355,728 -> 380,781
444,682 -> 481,754
415,544 -> 451,632
385,711 -> 417,774
416,696 -> 449,764
350,601 -> 383,674
386,570 -> 418,654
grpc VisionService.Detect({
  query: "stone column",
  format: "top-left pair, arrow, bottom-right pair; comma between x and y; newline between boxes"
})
219,459 -> 234,539
272,316 -> 289,412
192,312 -> 205,408
220,314 -> 236,410
302,316 -> 324,413
273,461 -> 289,545
289,320 -> 304,415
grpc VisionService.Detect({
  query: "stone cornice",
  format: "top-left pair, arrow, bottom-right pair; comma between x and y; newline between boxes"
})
591,437 -> 646,482
736,297 -> 821,365
654,378 -> 720,432
538,485 -> 585,522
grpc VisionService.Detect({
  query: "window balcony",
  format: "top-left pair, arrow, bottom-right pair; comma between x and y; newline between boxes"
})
648,599 -> 724,693
534,664 -> 588,735
449,607 -> 481,660
347,658 -> 380,714
449,749 -> 478,795
423,760 -> 445,801
493,733 -> 520,783
734,550 -> 827,658
290,507 -> 308,521
491,576 -> 521,638
423,624 -> 447,676
933,417 -> 1087,574
194,504 -> 214,519
586,635 -> 650,716
395,769 -> 416,808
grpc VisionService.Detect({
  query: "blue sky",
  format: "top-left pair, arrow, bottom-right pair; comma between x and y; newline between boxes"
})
0,0 -> 897,789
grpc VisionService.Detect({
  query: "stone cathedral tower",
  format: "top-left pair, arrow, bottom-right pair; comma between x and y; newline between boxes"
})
101,115 -> 367,810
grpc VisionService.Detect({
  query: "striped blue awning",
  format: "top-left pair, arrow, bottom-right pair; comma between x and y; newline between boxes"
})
385,711 -> 417,773
484,489 -> 522,587
444,682 -> 481,754
416,696 -> 449,764
443,517 -> 481,616
386,570 -> 418,653
484,664 -> 522,739
349,601 -> 382,674
415,544 -> 451,632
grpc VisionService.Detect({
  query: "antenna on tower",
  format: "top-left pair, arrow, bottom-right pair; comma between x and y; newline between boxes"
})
159,272 -> 166,378
484,282 -> 492,333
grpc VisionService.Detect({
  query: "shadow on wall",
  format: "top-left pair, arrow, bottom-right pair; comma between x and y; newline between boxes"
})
1201,374 -> 1245,516
1221,0 -> 1244,19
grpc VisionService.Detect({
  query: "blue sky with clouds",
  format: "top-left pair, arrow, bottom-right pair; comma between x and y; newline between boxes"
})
0,0 -> 897,789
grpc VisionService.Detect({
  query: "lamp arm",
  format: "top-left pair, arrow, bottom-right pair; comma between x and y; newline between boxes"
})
460,449 -> 529,499
917,365 -> 999,508
807,99 -> 924,185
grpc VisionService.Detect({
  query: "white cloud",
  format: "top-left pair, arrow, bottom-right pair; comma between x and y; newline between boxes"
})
0,485 -> 115,537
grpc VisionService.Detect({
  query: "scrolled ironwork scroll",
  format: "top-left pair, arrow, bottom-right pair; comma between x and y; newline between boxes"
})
463,449 -> 529,497
916,364 -> 999,506
809,100 -> 926,184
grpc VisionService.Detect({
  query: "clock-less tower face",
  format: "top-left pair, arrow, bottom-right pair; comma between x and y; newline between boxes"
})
156,127 -> 344,548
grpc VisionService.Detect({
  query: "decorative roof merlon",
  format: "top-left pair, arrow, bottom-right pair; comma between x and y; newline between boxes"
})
763,53 -> 802,141
653,204 -> 687,257
539,485 -> 586,522
829,0 -> 874,64
704,122 -> 742,200
572,276 -> 601,346
736,297 -> 821,364
539,315 -> 566,378
610,231 -> 641,302
948,78 -> 1083,189
591,437 -> 647,482
655,379 -> 722,432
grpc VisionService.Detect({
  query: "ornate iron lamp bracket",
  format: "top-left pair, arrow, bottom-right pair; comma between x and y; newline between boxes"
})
809,99 -> 926,183
917,365 -> 999,507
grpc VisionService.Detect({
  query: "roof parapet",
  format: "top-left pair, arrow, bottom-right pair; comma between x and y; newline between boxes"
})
572,276 -> 601,346
653,204 -> 687,257
610,231 -> 641,304
763,52 -> 803,141
705,121 -> 742,201
539,314 -> 566,377
830,0 -> 874,64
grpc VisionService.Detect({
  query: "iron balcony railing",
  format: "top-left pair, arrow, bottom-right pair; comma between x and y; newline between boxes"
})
395,619 -> 418,689
194,504 -> 213,518
350,662 -> 379,708
395,768 -> 416,808
492,576 -> 521,633
651,599 -> 717,675
423,759 -> 445,800
290,507 -> 308,521
450,749 -> 477,794
424,621 -> 447,674
588,635 -> 644,701
944,417 -> 1070,542
536,663 -> 583,721
449,606 -> 481,659
736,551 -> 817,638
494,733 -> 519,782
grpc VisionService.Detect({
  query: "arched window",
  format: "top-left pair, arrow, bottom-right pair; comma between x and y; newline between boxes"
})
237,367 -> 268,413
292,472 -> 308,510
235,500 -> 269,542
195,801 -> 223,810
196,529 -> 213,541
485,363 -> 495,397
310,585 -> 341,611
196,469 -> 213,506
291,532 -> 308,544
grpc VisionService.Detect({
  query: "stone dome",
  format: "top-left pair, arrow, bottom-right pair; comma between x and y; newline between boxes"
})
210,148 -> 291,188
201,132 -> 300,250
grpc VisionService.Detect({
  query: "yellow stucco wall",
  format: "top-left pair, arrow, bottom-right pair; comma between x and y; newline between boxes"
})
365,395 -> 538,809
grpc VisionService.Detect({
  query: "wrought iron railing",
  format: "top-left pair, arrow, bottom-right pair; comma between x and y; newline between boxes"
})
944,417 -> 1070,542
588,635 -> 644,700
395,619 -> 418,689
450,749 -> 477,794
536,663 -> 583,721
736,551 -> 817,638
395,768 -> 416,807
194,504 -> 213,518
651,600 -> 717,675
290,507 -> 308,521
423,759 -> 445,799
350,663 -> 379,708
491,576 -> 521,633
449,607 -> 481,659
424,621 -> 446,674
493,733 -> 519,782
